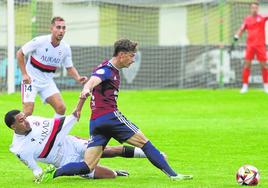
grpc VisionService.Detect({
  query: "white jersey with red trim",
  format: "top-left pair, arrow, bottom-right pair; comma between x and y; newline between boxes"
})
9,115 -> 77,177
22,34 -> 73,84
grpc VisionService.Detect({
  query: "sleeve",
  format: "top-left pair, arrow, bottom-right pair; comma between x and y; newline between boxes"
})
63,45 -> 74,68
21,37 -> 42,56
16,152 -> 43,177
92,67 -> 112,81
55,115 -> 77,142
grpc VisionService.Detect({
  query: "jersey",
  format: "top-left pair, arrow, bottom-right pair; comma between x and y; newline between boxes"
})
240,14 -> 268,46
21,34 -> 73,84
90,60 -> 120,119
9,115 -> 77,177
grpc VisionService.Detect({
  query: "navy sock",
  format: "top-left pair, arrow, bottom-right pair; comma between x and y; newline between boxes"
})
142,141 -> 177,177
54,161 -> 90,178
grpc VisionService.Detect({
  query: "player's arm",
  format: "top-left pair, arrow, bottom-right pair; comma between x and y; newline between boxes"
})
17,49 -> 31,84
72,76 -> 102,120
16,152 -> 43,182
234,19 -> 247,41
66,66 -> 88,84
80,76 -> 102,98
64,45 -> 87,84
17,37 -> 42,84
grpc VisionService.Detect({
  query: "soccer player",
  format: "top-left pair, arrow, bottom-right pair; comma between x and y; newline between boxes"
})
4,107 -> 148,183
234,2 -> 268,93
17,16 -> 87,117
41,39 -> 193,182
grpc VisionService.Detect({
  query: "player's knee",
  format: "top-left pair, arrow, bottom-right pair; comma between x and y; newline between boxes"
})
55,104 -> 66,115
136,133 -> 149,147
244,62 -> 251,68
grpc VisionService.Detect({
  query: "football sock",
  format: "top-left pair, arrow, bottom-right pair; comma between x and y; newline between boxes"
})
134,147 -> 146,158
262,67 -> 268,84
54,113 -> 64,118
141,141 -> 177,177
54,161 -> 90,178
122,146 -> 146,158
242,67 -> 250,84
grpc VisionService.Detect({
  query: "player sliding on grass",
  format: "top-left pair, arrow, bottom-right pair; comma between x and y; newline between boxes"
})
17,16 -> 87,117
233,2 -> 268,93
4,103 -> 148,183
41,39 -> 193,182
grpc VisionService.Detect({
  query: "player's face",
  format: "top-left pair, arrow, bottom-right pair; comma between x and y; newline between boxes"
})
250,4 -> 259,16
120,52 -> 136,68
13,113 -> 31,133
51,21 -> 66,41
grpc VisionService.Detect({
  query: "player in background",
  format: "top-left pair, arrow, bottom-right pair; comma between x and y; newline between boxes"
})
234,2 -> 268,93
41,39 -> 193,182
4,100 -> 148,183
17,16 -> 87,117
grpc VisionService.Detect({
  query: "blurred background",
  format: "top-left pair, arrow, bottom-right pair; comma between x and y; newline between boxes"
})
1,0 -> 268,92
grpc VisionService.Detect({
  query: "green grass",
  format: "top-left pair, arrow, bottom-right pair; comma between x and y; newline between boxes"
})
0,90 -> 267,188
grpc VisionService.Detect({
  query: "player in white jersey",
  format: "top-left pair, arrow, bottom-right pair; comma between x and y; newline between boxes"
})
4,107 -> 148,183
17,16 -> 87,117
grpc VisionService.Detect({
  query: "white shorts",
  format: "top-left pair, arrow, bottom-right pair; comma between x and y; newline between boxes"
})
59,135 -> 87,167
21,80 -> 59,103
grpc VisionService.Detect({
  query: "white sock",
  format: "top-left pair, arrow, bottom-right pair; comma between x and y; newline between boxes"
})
134,148 -> 146,158
54,113 -> 64,118
242,83 -> 248,89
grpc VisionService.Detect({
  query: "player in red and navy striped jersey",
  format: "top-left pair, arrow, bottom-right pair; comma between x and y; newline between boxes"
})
41,39 -> 193,182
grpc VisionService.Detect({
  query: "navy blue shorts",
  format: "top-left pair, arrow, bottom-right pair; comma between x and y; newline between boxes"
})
87,111 -> 139,148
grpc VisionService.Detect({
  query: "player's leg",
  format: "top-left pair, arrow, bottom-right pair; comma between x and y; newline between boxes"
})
113,111 -> 192,180
21,82 -> 38,116
41,119 -> 110,182
40,81 -> 66,117
102,145 -> 146,158
256,45 -> 268,93
241,46 -> 254,93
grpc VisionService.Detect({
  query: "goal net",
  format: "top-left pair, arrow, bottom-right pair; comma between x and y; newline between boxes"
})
0,0 -> 266,92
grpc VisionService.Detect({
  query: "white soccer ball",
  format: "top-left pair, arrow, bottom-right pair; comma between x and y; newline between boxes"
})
236,165 -> 260,186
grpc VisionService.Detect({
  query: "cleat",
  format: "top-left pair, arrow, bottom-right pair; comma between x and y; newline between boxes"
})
170,174 -> 193,181
40,165 -> 56,183
115,170 -> 129,177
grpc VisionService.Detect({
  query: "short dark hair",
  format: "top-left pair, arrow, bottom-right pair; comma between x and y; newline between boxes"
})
4,110 -> 21,128
51,16 -> 65,25
251,2 -> 259,6
113,39 -> 138,57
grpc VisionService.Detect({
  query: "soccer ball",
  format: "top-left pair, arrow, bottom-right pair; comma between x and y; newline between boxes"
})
236,165 -> 260,186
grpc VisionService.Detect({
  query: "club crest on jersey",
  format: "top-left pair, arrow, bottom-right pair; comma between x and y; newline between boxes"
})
45,48 -> 48,52
59,50 -> 62,56
32,121 -> 40,127
96,69 -> 105,74
257,17 -> 261,22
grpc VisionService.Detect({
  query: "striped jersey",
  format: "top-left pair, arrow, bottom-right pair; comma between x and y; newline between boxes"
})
9,115 -> 77,177
90,60 -> 120,119
22,34 -> 73,84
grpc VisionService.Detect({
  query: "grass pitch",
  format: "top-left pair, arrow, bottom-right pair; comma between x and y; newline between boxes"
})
0,90 -> 267,188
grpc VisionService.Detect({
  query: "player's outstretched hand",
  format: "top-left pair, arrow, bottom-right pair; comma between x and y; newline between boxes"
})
78,76 -> 88,84
80,88 -> 91,99
72,109 -> 81,121
33,174 -> 42,184
22,74 -> 32,84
